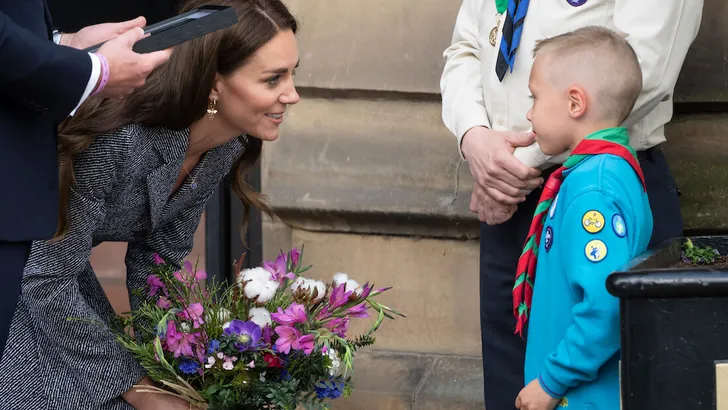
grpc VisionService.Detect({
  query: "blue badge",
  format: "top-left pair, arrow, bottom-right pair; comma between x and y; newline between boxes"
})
567,0 -> 587,6
612,214 -> 627,238
544,226 -> 554,252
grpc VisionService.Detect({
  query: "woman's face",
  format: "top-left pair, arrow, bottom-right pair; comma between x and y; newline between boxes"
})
214,29 -> 300,141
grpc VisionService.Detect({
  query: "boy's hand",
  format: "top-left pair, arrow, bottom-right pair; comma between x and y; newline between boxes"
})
515,379 -> 560,410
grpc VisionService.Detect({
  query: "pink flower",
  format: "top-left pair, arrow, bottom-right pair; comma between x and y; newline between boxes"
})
165,321 -> 197,358
290,248 -> 301,266
294,334 -> 315,355
263,253 -> 296,284
157,297 -> 171,309
274,326 -> 301,355
174,261 -> 208,284
329,283 -> 353,309
179,303 -> 205,329
347,303 -> 370,318
315,306 -> 331,321
146,275 -> 166,297
153,253 -> 165,266
324,318 -> 350,338
271,303 -> 307,326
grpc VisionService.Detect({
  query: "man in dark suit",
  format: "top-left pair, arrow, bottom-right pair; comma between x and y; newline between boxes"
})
0,0 -> 173,362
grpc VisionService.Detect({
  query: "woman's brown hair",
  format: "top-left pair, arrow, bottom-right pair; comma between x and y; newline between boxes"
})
55,0 -> 297,238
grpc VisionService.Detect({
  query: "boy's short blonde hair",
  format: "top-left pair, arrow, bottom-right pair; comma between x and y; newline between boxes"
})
533,26 -> 643,124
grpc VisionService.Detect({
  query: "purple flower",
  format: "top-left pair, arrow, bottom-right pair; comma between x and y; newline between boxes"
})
224,320 -> 262,352
262,324 -> 273,345
178,303 -> 205,329
274,325 -> 301,355
157,296 -> 171,309
347,303 -> 370,318
164,321 -> 197,358
324,318 -> 349,337
329,283 -> 353,309
294,334 -> 315,355
174,261 -> 208,284
153,253 -> 165,266
290,248 -> 301,267
146,275 -> 166,297
271,303 -> 308,326
263,253 -> 296,284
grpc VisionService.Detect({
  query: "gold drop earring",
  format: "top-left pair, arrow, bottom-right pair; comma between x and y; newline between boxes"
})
207,98 -> 218,119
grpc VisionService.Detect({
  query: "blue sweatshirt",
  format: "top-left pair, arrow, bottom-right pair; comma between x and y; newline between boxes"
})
524,153 -> 653,409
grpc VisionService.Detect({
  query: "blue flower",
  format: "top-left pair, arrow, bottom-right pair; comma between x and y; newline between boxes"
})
315,379 -> 344,399
179,359 -> 200,375
208,339 -> 221,354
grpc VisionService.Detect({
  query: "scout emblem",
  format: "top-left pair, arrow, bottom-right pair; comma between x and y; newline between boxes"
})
490,16 -> 501,46
612,214 -> 627,238
544,226 -> 554,252
585,239 -> 607,263
558,397 -> 569,407
567,0 -> 587,6
582,210 -> 605,234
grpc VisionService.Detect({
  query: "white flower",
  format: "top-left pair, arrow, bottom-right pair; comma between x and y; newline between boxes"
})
326,349 -> 342,376
205,308 -> 231,323
204,356 -> 216,369
223,361 -> 234,371
238,267 -> 273,286
259,371 -> 266,382
292,277 -> 326,301
180,322 -> 191,332
333,272 -> 362,296
217,352 -> 224,360
248,307 -> 272,328
244,279 -> 279,303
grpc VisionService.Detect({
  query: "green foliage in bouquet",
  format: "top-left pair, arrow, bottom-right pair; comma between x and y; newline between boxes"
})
112,247 -> 403,409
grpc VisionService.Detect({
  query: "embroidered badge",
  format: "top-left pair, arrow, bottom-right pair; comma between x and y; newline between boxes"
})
558,397 -> 569,407
549,193 -> 560,219
612,214 -> 627,238
544,226 -> 554,252
567,0 -> 587,6
585,239 -> 608,263
582,210 -> 605,234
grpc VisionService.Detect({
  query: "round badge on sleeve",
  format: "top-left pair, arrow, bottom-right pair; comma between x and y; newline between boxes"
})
544,226 -> 554,252
585,239 -> 607,263
612,214 -> 627,238
567,0 -> 587,6
582,210 -> 605,234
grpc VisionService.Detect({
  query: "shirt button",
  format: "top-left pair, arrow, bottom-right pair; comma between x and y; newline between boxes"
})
496,116 -> 504,126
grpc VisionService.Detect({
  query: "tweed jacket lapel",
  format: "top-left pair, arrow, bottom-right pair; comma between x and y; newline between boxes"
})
147,127 -> 189,230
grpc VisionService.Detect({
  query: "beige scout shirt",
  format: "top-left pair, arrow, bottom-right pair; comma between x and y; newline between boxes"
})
440,0 -> 703,169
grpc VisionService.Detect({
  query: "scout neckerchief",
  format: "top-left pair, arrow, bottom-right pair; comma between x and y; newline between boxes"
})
512,127 -> 646,337
495,0 -> 531,81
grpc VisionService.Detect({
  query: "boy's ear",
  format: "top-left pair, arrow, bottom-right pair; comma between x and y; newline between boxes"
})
567,86 -> 588,119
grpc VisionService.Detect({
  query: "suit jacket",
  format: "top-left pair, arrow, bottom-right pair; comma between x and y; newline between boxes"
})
0,0 -> 92,241
0,123 -> 247,409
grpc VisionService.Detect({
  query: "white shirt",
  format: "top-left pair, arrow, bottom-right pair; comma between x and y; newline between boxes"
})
440,0 -> 703,169
53,32 -> 101,116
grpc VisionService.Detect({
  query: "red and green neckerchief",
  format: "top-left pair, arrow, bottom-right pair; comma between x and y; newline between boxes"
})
512,127 -> 646,337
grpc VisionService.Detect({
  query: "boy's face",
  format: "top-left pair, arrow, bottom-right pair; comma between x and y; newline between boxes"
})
526,56 -> 573,156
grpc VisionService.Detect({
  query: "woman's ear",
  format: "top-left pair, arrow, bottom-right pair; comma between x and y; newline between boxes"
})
209,73 -> 223,101
567,85 -> 588,119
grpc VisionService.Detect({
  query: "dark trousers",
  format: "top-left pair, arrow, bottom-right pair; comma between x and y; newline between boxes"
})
479,147 -> 683,409
0,241 -> 31,363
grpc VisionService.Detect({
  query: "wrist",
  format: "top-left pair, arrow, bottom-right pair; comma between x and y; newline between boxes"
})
59,32 -> 75,47
461,126 -> 489,160
90,53 -> 110,97
122,376 -> 154,406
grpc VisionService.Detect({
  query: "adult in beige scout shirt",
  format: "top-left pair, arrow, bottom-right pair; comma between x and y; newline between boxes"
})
440,1 -> 703,409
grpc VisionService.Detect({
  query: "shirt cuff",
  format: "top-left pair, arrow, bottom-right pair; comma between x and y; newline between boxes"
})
455,112 -> 490,162
69,53 -> 101,117
539,371 -> 567,399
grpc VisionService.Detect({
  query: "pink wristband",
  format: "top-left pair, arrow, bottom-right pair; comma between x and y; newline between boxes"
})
91,53 -> 109,97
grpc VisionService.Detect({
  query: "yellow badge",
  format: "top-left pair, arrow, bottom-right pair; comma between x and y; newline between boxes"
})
582,210 -> 605,234
585,239 -> 607,262
558,397 -> 569,407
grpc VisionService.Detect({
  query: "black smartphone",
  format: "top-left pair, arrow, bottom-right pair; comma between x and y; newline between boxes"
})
83,5 -> 238,53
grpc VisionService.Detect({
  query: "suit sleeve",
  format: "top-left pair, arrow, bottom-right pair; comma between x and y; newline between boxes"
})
125,195 -> 210,313
614,0 -> 702,128
20,130 -> 144,406
538,190 -> 632,398
0,10 -> 92,121
440,0 -> 490,160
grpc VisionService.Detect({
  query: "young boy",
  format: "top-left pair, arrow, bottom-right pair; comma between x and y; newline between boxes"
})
513,27 -> 654,410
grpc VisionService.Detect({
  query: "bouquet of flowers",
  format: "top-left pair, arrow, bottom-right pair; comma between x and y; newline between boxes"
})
115,246 -> 403,409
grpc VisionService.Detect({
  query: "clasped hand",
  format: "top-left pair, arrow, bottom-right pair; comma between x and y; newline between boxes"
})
462,127 -> 543,225
515,379 -> 561,410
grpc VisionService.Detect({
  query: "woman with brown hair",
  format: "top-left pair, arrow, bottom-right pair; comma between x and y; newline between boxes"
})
0,0 -> 299,408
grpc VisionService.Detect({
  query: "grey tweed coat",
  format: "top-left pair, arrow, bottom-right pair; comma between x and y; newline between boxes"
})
0,123 -> 247,409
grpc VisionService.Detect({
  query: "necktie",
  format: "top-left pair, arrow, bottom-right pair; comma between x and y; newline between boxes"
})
496,0 -> 531,81
512,137 -> 646,337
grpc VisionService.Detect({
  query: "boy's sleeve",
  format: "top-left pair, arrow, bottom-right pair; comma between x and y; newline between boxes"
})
538,189 -> 631,398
